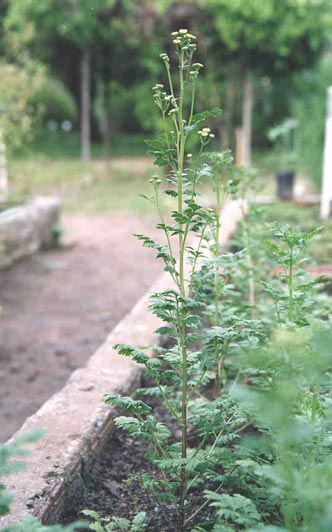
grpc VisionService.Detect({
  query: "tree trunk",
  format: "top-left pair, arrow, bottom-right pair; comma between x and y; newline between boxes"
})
220,79 -> 235,150
100,81 -> 111,159
242,70 -> 253,167
81,45 -> 91,165
103,110 -> 111,159
0,129 -> 8,202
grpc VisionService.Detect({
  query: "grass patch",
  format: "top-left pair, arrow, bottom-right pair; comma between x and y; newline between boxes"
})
7,155 -> 162,215
15,131 -> 151,160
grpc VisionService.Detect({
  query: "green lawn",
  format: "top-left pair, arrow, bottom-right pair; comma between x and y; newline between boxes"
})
5,136 -> 327,249
17,131 -> 151,159
7,132 -> 170,215
7,154 -> 163,215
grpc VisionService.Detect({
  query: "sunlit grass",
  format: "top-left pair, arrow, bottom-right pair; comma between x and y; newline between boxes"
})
6,141 -> 319,219
7,155 -> 163,215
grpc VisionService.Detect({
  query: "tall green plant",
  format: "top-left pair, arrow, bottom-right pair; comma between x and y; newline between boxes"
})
102,30 -> 251,531
263,224 -> 321,325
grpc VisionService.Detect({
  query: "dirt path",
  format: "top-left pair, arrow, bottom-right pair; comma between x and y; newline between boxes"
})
0,213 -> 161,442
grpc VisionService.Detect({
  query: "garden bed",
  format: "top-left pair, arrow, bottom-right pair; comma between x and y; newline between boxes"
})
56,199 -> 332,532
1,197 -> 332,531
0,199 -> 246,530
62,382 -> 215,531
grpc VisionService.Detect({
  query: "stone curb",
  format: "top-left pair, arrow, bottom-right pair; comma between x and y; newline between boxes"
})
0,196 -> 60,269
0,199 -> 245,528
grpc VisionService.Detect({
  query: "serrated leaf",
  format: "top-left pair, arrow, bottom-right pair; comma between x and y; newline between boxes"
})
104,394 -> 151,415
164,189 -> 178,197
156,326 -> 175,335
191,108 -> 222,124
114,344 -> 150,365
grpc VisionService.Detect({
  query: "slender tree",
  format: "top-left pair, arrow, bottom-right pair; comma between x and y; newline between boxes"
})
198,0 -> 331,161
7,0 -> 116,165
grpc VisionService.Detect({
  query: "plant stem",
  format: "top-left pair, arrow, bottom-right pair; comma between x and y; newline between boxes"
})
288,246 -> 294,322
213,172 -> 222,397
240,203 -> 256,318
154,183 -> 179,287
177,49 -> 188,532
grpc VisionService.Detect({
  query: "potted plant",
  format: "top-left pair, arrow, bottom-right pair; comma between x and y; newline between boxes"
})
268,117 -> 298,200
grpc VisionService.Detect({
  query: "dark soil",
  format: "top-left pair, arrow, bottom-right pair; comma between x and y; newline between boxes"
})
65,427 -> 175,531
0,213 -> 161,442
62,389 -> 213,532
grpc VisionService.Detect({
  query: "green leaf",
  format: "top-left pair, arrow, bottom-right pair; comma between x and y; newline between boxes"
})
131,512 -> 148,532
191,108 -> 222,124
113,344 -> 150,365
164,189 -> 178,197
205,491 -> 262,527
104,394 -> 151,416
155,326 -> 175,336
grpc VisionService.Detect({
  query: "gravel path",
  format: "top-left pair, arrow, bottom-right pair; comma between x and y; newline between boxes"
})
0,213 -> 161,442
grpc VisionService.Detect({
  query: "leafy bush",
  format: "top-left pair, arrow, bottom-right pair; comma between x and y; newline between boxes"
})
0,60 -> 44,152
31,77 -> 77,125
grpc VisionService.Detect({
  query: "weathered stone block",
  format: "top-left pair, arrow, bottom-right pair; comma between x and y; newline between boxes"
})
0,196 -> 61,269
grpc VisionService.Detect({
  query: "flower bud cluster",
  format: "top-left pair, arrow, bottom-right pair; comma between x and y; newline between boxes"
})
159,52 -> 170,65
152,83 -> 175,114
149,175 -> 162,187
189,62 -> 204,80
189,63 -> 203,81
171,29 -> 197,54
198,127 -> 215,144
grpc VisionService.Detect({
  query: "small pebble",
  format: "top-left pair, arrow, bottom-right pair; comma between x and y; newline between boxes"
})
78,384 -> 94,392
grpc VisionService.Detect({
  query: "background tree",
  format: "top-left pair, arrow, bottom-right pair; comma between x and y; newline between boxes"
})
7,0 -> 117,165
197,0 -> 332,164
0,2 -> 45,199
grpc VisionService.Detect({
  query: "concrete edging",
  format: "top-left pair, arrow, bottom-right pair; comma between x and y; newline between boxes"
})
0,196 -> 60,269
0,199 -> 245,528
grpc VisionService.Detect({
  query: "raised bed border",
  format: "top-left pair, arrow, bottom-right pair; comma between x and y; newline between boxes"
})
0,196 -> 61,269
0,200 -> 245,528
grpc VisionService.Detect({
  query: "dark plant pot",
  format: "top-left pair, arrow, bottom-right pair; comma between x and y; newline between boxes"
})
276,170 -> 295,200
